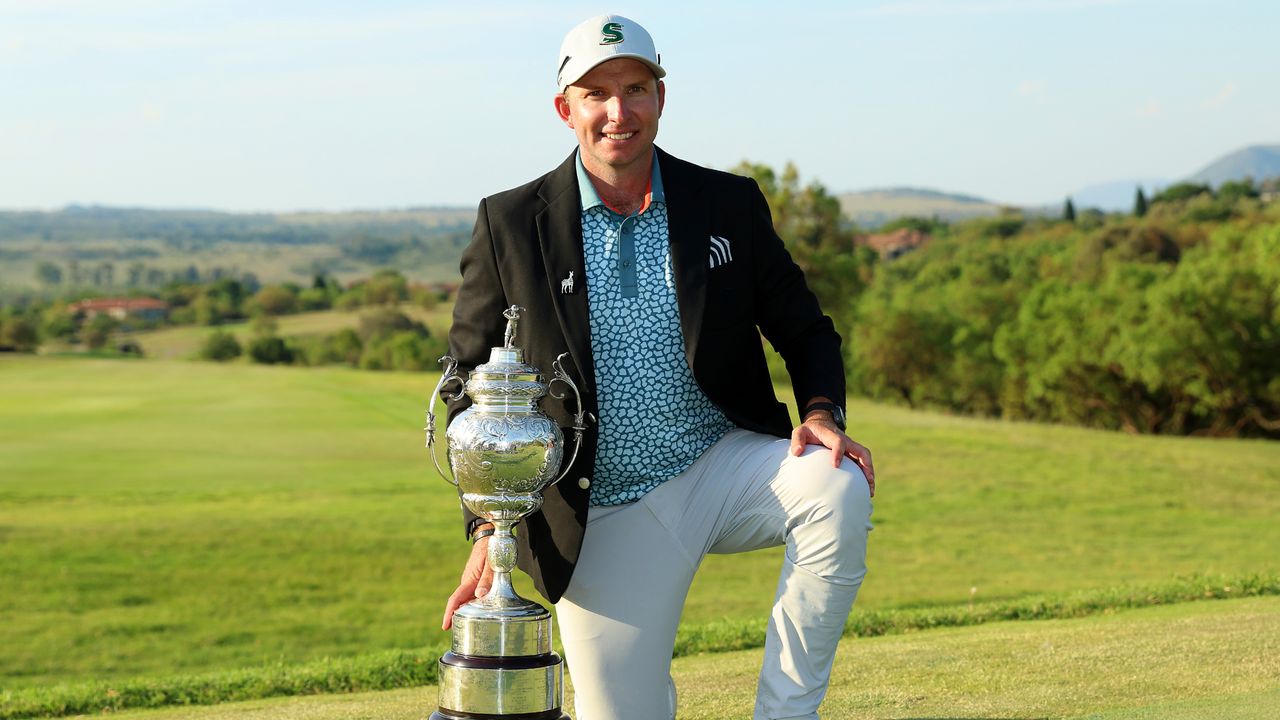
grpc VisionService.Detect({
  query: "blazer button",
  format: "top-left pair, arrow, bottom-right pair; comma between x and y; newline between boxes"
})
578,477 -> 591,490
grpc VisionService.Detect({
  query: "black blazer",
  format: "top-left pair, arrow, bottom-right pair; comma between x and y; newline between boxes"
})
447,146 -> 844,602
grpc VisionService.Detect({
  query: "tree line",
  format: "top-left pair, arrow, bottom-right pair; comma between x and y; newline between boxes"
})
0,269 -> 449,372
737,166 -> 1280,439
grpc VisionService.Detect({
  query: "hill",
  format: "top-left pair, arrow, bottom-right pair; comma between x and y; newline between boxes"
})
0,206 -> 477,293
1188,143 -> 1280,186
837,187 -> 1004,228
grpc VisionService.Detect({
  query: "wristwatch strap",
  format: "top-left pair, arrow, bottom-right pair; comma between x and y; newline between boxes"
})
803,401 -> 847,431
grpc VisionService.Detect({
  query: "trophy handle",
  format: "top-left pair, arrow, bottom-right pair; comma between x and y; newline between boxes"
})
426,355 -> 466,486
548,352 -> 594,486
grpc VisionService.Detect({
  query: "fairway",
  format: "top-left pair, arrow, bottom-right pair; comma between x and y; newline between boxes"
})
2,355 -> 1278,694
51,597 -> 1280,719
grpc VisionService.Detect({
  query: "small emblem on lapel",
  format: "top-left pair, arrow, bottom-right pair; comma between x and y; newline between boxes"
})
560,270 -> 577,294
709,235 -> 733,269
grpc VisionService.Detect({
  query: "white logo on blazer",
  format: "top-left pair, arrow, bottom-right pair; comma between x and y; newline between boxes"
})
709,235 -> 733,268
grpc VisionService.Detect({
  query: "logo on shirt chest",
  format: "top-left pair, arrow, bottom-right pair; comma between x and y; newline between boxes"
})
709,235 -> 734,269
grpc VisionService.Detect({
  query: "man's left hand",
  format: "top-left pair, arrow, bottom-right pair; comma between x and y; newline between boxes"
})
790,416 -> 875,497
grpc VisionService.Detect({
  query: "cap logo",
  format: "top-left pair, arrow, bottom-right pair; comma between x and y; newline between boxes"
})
600,22 -> 624,45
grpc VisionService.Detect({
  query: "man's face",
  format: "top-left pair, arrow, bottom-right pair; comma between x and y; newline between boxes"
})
555,58 -> 665,177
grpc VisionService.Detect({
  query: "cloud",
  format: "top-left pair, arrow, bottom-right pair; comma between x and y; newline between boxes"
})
1135,100 -> 1162,118
1017,79 -> 1047,97
1201,82 -> 1236,109
858,0 -> 1124,17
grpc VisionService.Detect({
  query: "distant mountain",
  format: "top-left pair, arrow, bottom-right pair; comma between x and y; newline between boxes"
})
837,187 -> 1003,229
1187,144 -> 1280,186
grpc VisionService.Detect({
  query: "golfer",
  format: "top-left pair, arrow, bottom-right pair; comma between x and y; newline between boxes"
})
443,14 -> 875,719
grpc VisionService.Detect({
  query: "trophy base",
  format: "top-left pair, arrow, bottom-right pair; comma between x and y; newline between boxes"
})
436,651 -> 565,718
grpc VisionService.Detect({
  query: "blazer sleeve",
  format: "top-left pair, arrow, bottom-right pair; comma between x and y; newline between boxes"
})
445,197 -> 509,536
744,178 -> 846,413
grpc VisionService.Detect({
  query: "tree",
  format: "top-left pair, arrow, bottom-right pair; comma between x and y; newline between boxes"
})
249,285 -> 299,316
199,330 -> 242,361
1217,177 -> 1260,204
1063,197 -> 1076,223
82,314 -> 118,350
0,317 -> 39,352
1152,182 -> 1211,204
364,269 -> 409,305
248,335 -> 294,364
358,307 -> 429,343
1134,187 -> 1148,217
35,262 -> 63,286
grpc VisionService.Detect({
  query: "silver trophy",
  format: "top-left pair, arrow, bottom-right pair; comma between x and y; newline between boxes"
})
425,305 -> 587,720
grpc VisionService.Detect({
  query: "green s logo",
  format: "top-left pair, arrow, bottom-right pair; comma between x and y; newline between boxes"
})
600,22 -> 624,45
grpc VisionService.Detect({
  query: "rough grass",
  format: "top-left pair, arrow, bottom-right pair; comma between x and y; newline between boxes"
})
22,597 -> 1280,720
1,356 -> 1277,695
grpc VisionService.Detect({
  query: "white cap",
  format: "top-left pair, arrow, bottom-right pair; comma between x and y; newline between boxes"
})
556,14 -> 665,90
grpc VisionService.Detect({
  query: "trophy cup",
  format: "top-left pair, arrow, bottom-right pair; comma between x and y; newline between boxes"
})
425,305 -> 587,720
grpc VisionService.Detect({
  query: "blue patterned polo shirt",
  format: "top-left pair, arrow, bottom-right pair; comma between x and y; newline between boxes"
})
576,151 -> 735,506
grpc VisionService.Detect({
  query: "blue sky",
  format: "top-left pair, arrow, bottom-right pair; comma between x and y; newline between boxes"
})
1,0 -> 1276,211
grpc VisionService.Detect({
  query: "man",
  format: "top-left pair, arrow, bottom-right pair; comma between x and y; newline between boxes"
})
441,14 -> 874,720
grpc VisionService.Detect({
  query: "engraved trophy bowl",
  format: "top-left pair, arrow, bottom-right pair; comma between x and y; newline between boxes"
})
425,305 -> 587,720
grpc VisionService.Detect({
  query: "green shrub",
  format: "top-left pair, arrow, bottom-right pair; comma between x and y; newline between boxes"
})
199,330 -> 242,362
247,336 -> 294,365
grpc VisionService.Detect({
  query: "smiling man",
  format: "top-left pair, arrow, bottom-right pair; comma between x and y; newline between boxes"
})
442,14 -> 875,720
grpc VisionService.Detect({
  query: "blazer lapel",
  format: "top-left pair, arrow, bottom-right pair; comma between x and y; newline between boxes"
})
657,147 -> 711,369
537,151 -> 596,393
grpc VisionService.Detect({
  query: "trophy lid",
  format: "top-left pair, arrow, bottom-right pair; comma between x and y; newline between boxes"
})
465,306 -> 545,403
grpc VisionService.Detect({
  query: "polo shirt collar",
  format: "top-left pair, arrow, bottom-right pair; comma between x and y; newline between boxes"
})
575,149 -> 665,214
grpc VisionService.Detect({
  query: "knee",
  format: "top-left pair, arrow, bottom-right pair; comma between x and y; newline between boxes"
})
804,455 -> 873,534
787,456 -> 873,581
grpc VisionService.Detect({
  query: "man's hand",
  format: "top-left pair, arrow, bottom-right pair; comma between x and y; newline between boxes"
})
790,414 -> 876,497
441,531 -> 494,630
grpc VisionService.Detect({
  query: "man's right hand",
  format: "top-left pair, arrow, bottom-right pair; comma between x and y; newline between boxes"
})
441,530 -> 494,630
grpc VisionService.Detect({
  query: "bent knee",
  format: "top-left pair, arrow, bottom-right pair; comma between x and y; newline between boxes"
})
795,452 -> 873,527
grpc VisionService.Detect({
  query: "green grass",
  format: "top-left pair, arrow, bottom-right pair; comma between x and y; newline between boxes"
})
4,574 -> 1273,719
29,597 -> 1280,719
127,304 -> 453,360
1,355 -> 1277,694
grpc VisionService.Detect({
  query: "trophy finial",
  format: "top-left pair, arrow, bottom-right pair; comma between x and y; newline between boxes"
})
502,305 -> 524,348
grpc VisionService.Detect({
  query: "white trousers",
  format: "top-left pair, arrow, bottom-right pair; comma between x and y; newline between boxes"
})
555,429 -> 874,720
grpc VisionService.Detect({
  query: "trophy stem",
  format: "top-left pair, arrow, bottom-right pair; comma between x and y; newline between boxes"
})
485,519 -> 523,605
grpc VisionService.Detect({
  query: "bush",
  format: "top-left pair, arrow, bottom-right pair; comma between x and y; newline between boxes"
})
199,330 -> 242,362
249,285 -> 298,316
0,316 -> 39,352
247,336 -> 294,365
357,308 -> 429,343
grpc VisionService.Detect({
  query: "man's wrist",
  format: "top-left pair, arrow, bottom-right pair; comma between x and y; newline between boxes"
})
465,519 -> 495,541
802,401 -> 846,430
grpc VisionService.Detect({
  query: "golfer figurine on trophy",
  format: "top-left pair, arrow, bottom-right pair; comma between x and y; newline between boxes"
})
426,305 -> 587,720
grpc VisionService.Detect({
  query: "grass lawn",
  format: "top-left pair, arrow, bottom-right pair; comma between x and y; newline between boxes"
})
55,596 -> 1280,719
1,355 -> 1277,691
127,303 -> 453,360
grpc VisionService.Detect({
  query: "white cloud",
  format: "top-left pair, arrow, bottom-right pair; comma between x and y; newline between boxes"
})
1135,100 -> 1162,118
1017,79 -> 1047,97
1201,81 -> 1236,109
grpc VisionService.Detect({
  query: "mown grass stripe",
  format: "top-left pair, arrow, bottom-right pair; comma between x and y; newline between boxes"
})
2,573 -> 1275,720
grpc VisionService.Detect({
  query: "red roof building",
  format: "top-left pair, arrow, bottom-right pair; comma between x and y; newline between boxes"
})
69,297 -> 169,321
